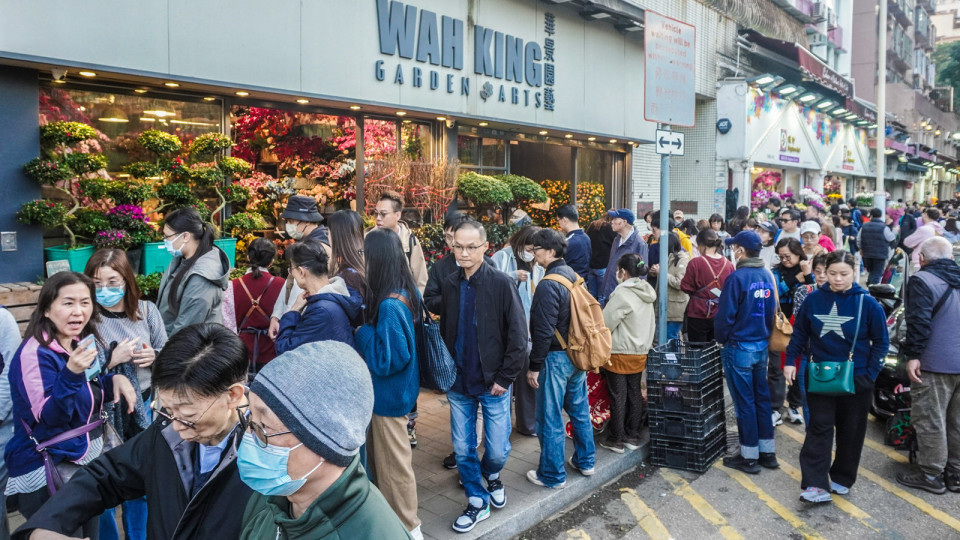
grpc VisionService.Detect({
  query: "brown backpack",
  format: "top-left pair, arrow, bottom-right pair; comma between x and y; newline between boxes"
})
540,274 -> 612,371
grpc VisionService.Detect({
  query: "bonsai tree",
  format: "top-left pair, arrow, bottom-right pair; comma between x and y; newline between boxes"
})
17,121 -> 108,248
493,174 -> 547,223
221,211 -> 267,237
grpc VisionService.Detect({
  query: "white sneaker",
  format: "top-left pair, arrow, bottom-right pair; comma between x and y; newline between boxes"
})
771,411 -> 784,427
786,407 -> 804,425
409,525 -> 424,540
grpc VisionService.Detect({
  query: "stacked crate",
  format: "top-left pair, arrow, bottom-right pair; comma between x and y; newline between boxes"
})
647,339 -> 726,473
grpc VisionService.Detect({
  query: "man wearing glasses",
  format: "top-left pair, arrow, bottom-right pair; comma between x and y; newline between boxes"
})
777,210 -> 803,242
437,220 -> 527,533
372,190 -> 428,294
18,324 -> 252,540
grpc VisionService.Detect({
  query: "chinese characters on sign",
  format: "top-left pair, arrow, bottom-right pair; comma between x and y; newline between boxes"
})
544,12 -> 555,111
644,11 -> 695,127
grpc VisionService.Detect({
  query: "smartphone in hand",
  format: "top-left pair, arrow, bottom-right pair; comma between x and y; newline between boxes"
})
77,335 -> 101,380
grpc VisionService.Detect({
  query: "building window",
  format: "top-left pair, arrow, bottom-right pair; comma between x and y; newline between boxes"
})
457,135 -> 507,174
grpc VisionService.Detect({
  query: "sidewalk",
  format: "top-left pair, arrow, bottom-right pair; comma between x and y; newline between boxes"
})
411,390 -> 649,540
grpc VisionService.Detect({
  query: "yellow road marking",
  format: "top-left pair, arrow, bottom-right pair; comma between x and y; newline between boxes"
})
619,487 -> 672,540
778,423 -> 960,534
863,437 -> 910,464
714,462 -> 827,540
565,529 -> 591,539
659,469 -> 744,540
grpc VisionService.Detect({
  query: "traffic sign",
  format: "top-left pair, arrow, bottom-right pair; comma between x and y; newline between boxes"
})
655,129 -> 684,156
644,11 -> 696,127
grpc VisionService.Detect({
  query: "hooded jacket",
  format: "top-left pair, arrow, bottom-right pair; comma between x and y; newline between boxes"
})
903,258 -> 960,374
365,223 -> 428,294
665,250 -> 691,321
275,277 -> 363,355
785,283 -> 888,379
354,291 -> 420,417
157,246 -> 230,337
530,260 -> 578,372
602,277 -> 657,370
490,246 -> 545,322
16,421 -> 251,540
240,455 -> 411,540
904,221 -> 946,269
714,258 -> 777,346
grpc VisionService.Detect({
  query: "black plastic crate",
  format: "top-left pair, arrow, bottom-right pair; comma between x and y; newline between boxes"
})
649,402 -> 726,439
650,427 -> 726,473
647,375 -> 724,414
647,339 -> 722,383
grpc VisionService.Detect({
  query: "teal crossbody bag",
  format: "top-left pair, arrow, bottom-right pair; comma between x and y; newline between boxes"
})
806,295 -> 863,396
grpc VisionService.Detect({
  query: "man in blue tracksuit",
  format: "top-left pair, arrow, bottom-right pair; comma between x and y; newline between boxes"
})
715,230 -> 779,474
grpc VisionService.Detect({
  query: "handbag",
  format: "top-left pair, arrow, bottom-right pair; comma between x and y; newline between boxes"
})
20,417 -> 104,495
767,271 -> 793,353
807,294 -> 863,396
389,293 -> 457,392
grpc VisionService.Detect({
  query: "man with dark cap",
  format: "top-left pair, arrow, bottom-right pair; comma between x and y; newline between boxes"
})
239,340 -> 414,539
599,209 -> 648,305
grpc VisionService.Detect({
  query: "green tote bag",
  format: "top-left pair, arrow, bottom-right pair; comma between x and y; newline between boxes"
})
807,295 -> 863,397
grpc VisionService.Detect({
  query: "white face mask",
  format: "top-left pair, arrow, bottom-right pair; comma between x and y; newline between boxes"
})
519,250 -> 534,263
285,222 -> 304,240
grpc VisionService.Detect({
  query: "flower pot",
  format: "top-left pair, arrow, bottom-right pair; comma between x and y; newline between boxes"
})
214,237 -> 237,269
45,244 -> 95,273
141,241 -> 173,275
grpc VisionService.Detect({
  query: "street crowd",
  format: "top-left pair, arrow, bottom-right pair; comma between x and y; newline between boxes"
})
0,191 -> 958,539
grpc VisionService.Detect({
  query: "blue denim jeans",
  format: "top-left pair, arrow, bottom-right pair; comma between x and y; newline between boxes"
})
98,498 -> 148,540
535,351 -> 595,486
722,345 -> 776,459
587,268 -> 606,300
666,322 -> 683,342
448,389 -> 513,505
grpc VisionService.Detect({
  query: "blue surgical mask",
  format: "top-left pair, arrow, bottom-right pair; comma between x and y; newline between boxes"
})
96,287 -> 125,308
236,432 -> 323,496
164,232 -> 185,257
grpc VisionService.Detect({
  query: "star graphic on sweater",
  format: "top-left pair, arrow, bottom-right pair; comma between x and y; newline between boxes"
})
814,302 -> 853,339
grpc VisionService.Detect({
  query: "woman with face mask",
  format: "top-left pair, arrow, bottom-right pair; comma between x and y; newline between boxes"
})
84,249 -> 168,540
274,240 -> 363,355
490,225 -> 544,436
155,208 -> 230,338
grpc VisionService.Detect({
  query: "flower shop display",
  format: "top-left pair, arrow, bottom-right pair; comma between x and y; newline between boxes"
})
525,179 -> 606,228
364,153 -> 458,224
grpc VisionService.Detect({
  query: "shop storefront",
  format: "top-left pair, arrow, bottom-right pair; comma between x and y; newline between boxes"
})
0,0 -> 654,281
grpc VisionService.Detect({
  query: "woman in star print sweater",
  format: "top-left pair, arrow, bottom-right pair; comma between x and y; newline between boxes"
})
782,250 -> 889,505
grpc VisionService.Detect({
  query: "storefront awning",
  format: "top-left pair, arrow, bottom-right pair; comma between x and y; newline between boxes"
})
743,30 -> 856,101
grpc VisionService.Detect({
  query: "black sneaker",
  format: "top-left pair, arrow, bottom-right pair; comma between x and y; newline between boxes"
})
722,454 -> 761,474
451,501 -> 490,533
407,425 -> 417,448
486,476 -> 506,509
945,469 -> 960,493
896,471 -> 947,494
759,453 -> 780,469
443,452 -> 458,469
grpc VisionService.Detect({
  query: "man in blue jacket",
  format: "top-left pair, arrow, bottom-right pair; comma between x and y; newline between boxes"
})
557,205 -> 591,280
715,230 -> 779,474
599,209 -> 648,305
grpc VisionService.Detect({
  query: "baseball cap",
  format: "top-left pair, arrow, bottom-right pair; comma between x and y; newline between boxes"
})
606,208 -> 635,225
799,221 -> 821,236
724,230 -> 763,252
758,221 -> 779,235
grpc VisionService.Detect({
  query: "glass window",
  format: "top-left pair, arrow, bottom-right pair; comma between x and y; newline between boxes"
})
457,136 -> 480,166
363,118 -> 398,160
481,138 -> 506,171
400,121 -> 432,160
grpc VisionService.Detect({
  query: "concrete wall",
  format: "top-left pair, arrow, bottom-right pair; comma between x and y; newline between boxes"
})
850,0 -> 880,104
0,67 -> 41,282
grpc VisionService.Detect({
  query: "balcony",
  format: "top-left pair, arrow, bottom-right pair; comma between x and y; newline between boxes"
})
917,0 -> 937,12
771,0 -> 820,24
828,26 -> 844,49
889,0 -> 914,28
915,24 -> 933,49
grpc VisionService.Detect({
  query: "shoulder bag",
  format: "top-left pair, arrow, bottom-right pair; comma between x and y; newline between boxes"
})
767,270 -> 794,352
389,293 -> 457,392
21,416 -> 104,496
807,294 -> 863,396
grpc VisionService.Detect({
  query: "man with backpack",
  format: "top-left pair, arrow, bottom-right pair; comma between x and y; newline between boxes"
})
373,190 -> 428,293
527,229 -> 604,489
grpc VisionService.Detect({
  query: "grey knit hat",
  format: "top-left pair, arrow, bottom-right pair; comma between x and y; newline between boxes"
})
250,341 -> 373,467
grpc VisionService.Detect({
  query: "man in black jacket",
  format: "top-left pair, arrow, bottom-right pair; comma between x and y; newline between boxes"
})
19,324 -> 252,540
857,208 -> 897,284
424,212 -> 470,315
439,220 -> 527,534
526,229 -> 596,490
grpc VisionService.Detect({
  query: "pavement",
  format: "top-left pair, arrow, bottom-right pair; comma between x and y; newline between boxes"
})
411,389 -> 649,540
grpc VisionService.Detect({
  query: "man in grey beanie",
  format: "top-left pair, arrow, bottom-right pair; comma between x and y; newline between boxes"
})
238,341 -> 412,539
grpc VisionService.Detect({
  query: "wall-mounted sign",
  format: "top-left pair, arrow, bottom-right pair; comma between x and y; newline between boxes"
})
716,118 -> 732,134
643,11 -> 696,127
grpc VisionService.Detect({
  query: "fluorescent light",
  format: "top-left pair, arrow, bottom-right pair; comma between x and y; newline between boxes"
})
235,91 -> 249,96
296,99 -> 309,104
349,105 -> 362,110
203,97 -> 216,101
749,74 -> 775,86
539,130 -> 548,135
798,93 -> 819,103
78,71 -> 96,77
565,134 -> 574,139
164,82 -> 179,88
52,80 -> 66,84
396,111 -> 407,116
170,119 -> 218,127
830,108 -> 848,116
479,122 -> 488,126
885,149 -> 896,154
845,113 -> 858,120
98,117 -> 129,123
609,138 -> 618,143
815,99 -> 837,110
134,89 -> 148,94
139,117 -> 156,122
436,116 -> 447,121
588,137 -> 596,141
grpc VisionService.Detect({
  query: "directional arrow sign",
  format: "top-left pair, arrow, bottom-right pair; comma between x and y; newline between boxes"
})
655,129 -> 684,156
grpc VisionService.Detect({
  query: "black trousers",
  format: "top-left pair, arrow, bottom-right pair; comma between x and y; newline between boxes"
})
19,487 -> 99,538
604,370 -> 644,443
685,316 -> 715,343
799,375 -> 874,490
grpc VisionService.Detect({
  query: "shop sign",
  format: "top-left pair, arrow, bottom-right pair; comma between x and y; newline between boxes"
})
778,129 -> 801,163
841,146 -> 855,171
716,118 -> 732,134
374,0 -> 552,110
797,48 -> 853,98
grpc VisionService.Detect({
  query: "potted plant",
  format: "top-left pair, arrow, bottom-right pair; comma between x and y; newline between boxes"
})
17,121 -> 107,271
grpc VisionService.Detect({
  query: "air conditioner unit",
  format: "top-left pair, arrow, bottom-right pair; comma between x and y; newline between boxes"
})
826,7 -> 838,28
813,2 -> 828,22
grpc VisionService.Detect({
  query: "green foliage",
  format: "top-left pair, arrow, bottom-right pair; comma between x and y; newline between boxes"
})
17,199 -> 69,228
934,41 -> 960,106
222,212 -> 268,236
110,182 -> 156,205
74,207 -> 111,237
93,229 -> 133,250
40,121 -> 98,147
414,222 -> 447,267
137,130 -> 182,155
190,133 -> 234,159
23,158 -> 72,185
494,174 -> 547,203
136,273 -> 163,302
188,164 -> 224,187
62,152 -> 108,175
457,172 -> 513,205
156,182 -> 195,206
223,185 -> 251,203
218,156 -> 252,177
78,178 -> 110,200
484,223 -> 518,256
124,161 -> 162,179
229,267 -> 248,280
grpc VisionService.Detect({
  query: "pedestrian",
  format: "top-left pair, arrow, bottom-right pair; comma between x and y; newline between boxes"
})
649,232 -> 689,341
757,221 -> 780,269
326,209 -> 368,304
784,250 -> 888,504
767,197 -> 784,219
895,237 -> 960,494
5,272 -> 137,538
371,190 -> 428,292
848,199 -> 863,232
16,323 -> 253,538
0,307 -> 21,540
942,217 -> 960,244
710,213 -> 730,241
268,195 -> 332,339
681,229 -> 734,342
777,210 -> 802,241
770,238 -> 814,426
424,212 -> 470,315
600,253 -> 656,454
527,229 -> 596,489
557,205 -> 591,280
786,253 -> 829,427
715,230 -> 779,474
222,238 -> 285,371
585,213 -> 617,300
898,204 -> 919,255
599,209 -> 648,305
857,208 -> 897,285
156,207 -> 230,337
490,225 -> 544,437
727,206 -> 750,236
800,221 -> 831,258
238,341 -> 411,539
353,228 -> 422,538
439,220 -> 528,533
275,240 -> 363,354
85,249 -> 168,540
903,208 -> 945,270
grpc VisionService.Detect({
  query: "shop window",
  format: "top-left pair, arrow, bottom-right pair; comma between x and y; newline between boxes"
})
363,118 -> 398,160
457,136 -> 506,174
457,136 -> 481,166
577,148 -> 615,206
400,121 -> 433,160
40,86 -> 222,173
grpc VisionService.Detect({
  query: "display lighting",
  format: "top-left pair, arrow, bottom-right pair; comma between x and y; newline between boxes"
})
829,107 -> 848,116
926,124 -> 934,131
897,156 -> 908,163
539,130 -> 549,135
134,89 -> 148,94
588,136 -> 596,141
296,99 -> 309,104
349,105 -> 362,110
436,116 -> 447,121
921,120 -> 928,127
867,123 -> 878,129
747,74 -> 776,87
78,71 -> 96,77
170,119 -> 218,127
479,122 -> 488,126
934,164 -> 945,169
935,130 -> 942,136
884,149 -> 896,155
609,138 -> 617,143
953,133 -> 960,140
164,82 -> 179,88
395,111 -> 407,116
565,134 -> 574,139
844,113 -> 858,120
235,91 -> 249,96
203,97 -> 216,101
52,79 -> 66,84
139,118 -> 156,122
797,92 -> 819,103
773,84 -> 801,96
815,99 -> 837,111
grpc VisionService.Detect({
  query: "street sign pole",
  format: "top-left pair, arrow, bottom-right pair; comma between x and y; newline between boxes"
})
658,123 -> 670,346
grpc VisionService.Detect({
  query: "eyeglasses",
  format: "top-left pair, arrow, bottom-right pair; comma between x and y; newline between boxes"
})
162,231 -> 183,241
95,279 -> 125,288
236,405 -> 292,448
451,244 -> 484,254
152,395 -> 221,430
374,211 -> 396,218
